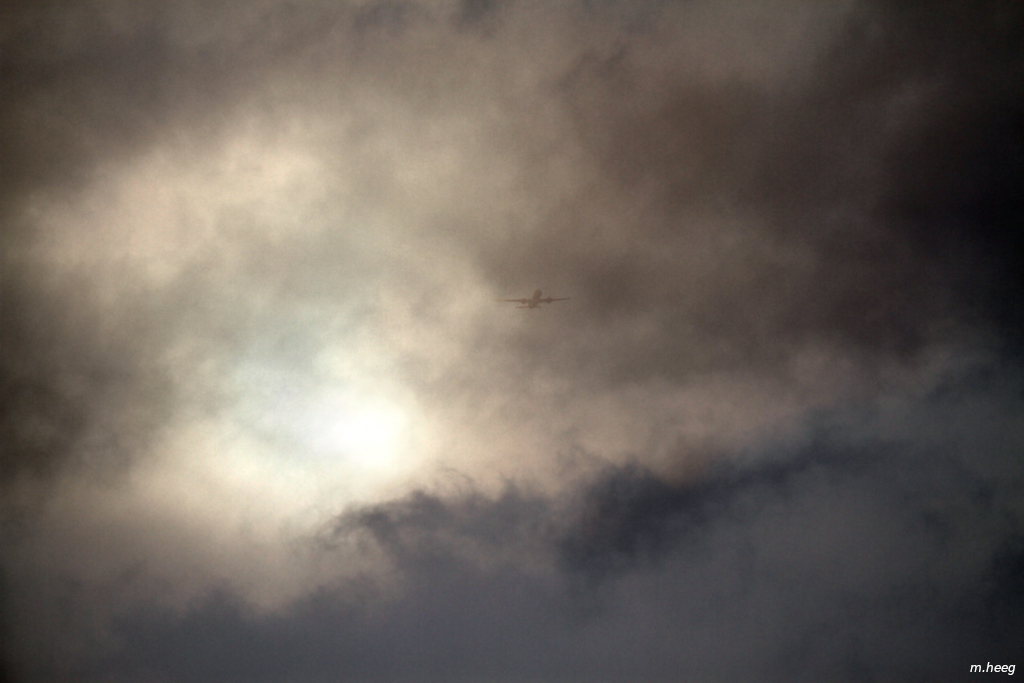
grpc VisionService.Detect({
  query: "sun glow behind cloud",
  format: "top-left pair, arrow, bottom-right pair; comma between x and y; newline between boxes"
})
231,359 -> 413,480
10,112 -> 447,542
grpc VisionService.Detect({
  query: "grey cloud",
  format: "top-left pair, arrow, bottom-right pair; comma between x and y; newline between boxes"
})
60,375 -> 1021,683
1,259 -> 178,488
513,10 -> 1020,376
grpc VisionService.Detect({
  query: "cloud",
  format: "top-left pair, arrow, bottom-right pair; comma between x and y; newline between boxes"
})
57,374 -> 1019,682
2,0 -> 1022,681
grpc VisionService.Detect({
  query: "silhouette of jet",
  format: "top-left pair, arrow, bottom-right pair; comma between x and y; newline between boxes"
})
495,289 -> 570,309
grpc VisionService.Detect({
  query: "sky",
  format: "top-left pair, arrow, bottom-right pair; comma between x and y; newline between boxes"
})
1,1 -> 1022,681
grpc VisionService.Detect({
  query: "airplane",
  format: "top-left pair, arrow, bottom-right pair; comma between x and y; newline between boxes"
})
495,289 -> 570,309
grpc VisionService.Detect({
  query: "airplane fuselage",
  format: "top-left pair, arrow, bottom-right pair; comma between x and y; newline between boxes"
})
496,289 -> 570,309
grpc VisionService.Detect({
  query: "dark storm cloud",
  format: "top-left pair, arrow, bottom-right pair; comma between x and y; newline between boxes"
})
3,1 -> 1023,682
475,0 -> 1023,386
77,370 -> 1024,683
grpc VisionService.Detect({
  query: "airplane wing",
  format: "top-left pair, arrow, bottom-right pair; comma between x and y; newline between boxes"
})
496,299 -> 530,303
549,297 -> 570,301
